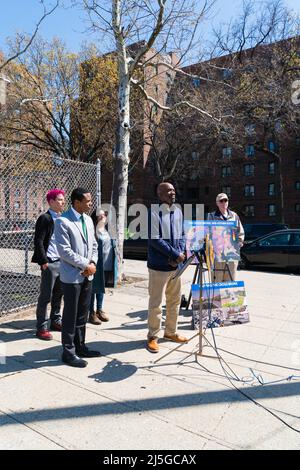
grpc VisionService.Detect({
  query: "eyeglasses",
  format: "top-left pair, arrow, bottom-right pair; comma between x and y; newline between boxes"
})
219,199 -> 228,203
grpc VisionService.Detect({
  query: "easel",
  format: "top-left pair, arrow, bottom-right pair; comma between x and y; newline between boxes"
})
154,253 -> 233,364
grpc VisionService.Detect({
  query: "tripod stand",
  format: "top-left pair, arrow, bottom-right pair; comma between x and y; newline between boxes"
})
154,252 -> 233,365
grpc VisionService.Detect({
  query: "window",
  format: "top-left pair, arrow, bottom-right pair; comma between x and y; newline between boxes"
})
221,166 -> 231,177
259,232 -> 290,246
245,185 -> 255,197
223,68 -> 233,79
268,183 -> 275,196
153,64 -> 158,75
150,104 -> 158,118
296,203 -> 300,213
246,144 -> 255,157
268,162 -> 275,175
33,202 -> 37,209
245,124 -> 255,136
14,202 -> 20,209
268,140 -> 278,152
244,205 -> 255,217
222,186 -> 231,197
268,204 -> 276,216
190,170 -> 198,180
296,181 -> 300,190
274,120 -> 282,132
192,77 -> 201,88
127,183 -> 134,194
296,159 -> 300,168
222,147 -> 232,158
296,137 -> 300,146
14,189 -> 20,197
191,151 -> 199,160
244,164 -> 254,176
292,233 -> 300,245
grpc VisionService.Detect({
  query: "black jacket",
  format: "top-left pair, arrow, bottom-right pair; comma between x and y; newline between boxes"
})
31,211 -> 54,265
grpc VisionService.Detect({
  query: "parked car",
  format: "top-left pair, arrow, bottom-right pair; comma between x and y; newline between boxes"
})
240,229 -> 300,271
0,220 -> 35,249
243,223 -> 289,243
123,237 -> 148,260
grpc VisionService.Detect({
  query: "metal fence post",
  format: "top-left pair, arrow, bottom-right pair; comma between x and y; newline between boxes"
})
24,183 -> 29,275
96,158 -> 101,208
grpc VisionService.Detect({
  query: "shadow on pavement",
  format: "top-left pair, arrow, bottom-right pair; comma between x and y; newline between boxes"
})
89,359 -> 137,382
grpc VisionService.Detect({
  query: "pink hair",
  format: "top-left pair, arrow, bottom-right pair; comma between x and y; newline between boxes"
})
46,188 -> 65,203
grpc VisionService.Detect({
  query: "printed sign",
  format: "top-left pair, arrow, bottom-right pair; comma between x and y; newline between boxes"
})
185,220 -> 240,263
191,281 -> 250,329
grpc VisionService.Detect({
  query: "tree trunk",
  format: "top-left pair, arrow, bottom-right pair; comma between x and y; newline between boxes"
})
111,0 -> 132,280
111,66 -> 130,279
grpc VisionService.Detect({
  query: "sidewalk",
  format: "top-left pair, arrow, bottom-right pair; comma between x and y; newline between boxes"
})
0,260 -> 300,450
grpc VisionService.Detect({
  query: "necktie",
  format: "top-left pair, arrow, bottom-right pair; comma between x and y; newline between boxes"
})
80,215 -> 88,240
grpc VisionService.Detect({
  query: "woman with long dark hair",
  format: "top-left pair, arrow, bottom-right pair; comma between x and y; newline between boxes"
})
89,208 -> 118,325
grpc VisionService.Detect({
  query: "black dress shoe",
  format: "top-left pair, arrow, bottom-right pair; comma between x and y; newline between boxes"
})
62,354 -> 88,368
76,347 -> 102,358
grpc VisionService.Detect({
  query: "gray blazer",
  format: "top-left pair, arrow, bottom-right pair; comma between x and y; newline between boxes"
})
54,208 -> 98,284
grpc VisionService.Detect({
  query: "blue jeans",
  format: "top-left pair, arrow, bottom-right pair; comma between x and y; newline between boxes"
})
89,293 -> 104,313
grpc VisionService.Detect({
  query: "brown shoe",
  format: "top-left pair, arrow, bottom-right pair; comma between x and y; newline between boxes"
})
89,311 -> 102,325
147,338 -> 159,353
164,333 -> 188,343
96,309 -> 109,322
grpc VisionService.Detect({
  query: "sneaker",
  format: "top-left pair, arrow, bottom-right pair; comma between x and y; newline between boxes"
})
36,329 -> 53,341
146,338 -> 159,353
96,309 -> 109,322
163,333 -> 188,343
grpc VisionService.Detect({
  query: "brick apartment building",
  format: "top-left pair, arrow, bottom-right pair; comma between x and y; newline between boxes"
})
118,38 -> 300,228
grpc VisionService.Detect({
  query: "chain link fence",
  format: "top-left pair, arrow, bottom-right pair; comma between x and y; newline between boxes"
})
0,145 -> 98,315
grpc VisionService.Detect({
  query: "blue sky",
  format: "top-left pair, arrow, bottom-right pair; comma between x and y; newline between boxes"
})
0,0 -> 299,55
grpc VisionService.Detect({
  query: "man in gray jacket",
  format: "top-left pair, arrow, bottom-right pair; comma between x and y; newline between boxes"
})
207,193 -> 244,282
55,187 -> 99,368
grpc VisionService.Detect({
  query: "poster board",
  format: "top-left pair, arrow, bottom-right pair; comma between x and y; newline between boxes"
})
185,220 -> 241,263
191,281 -> 250,329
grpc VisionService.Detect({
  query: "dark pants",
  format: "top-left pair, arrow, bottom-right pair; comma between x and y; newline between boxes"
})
36,261 -> 62,331
61,279 -> 92,359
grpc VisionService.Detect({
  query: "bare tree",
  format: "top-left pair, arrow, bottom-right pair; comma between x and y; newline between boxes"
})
0,1 -> 59,72
0,38 -> 118,162
78,0 -> 217,274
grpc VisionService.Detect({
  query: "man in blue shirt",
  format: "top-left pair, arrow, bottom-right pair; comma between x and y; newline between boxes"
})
147,182 -> 188,353
32,189 -> 65,340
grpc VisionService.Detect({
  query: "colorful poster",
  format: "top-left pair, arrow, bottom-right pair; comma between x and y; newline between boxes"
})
184,220 -> 240,263
191,281 -> 250,329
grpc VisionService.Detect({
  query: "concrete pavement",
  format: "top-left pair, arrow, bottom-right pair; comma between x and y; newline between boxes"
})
0,259 -> 300,450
